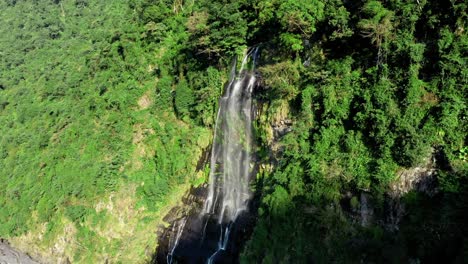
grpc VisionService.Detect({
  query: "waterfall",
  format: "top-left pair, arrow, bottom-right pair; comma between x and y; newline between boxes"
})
203,47 -> 259,222
203,47 -> 259,262
163,47 -> 259,263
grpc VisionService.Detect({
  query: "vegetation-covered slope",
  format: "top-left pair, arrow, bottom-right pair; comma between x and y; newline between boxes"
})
0,0 -> 214,262
0,0 -> 467,263
131,0 -> 467,262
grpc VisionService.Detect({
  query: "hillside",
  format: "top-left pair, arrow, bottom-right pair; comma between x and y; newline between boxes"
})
0,0 -> 212,262
0,0 -> 467,263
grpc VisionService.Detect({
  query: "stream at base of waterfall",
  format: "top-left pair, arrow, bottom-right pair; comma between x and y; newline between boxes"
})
157,47 -> 260,264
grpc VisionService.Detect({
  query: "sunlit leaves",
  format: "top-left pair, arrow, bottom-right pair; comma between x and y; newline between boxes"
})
259,60 -> 301,100
358,0 -> 394,48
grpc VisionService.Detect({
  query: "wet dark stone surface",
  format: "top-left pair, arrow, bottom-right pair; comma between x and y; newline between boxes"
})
153,201 -> 257,264
0,240 -> 40,264
152,162 -> 261,264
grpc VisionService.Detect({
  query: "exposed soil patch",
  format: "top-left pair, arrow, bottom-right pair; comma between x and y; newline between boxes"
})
138,90 -> 153,110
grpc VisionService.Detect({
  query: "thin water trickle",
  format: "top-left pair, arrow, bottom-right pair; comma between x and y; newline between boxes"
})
167,218 -> 187,264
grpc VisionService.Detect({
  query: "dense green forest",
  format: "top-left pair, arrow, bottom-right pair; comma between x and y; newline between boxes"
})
0,0 -> 213,262
1,0 -> 467,263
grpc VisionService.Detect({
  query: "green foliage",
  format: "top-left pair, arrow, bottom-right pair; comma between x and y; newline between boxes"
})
239,0 -> 467,262
252,0 -> 325,51
0,0 -> 212,262
0,0 -> 466,262
190,67 -> 224,126
358,0 -> 394,48
155,75 -> 174,110
323,0 -> 353,40
259,60 -> 301,100
185,1 -> 248,59
174,78 -> 194,119
65,206 -> 91,223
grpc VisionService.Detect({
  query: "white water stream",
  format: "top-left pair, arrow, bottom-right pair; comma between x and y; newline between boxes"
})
165,47 -> 259,263
203,47 -> 259,263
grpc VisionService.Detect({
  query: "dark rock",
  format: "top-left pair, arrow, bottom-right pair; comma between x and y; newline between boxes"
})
0,240 -> 40,264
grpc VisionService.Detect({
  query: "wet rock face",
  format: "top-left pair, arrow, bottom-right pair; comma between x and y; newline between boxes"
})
340,150 -> 439,230
389,161 -> 438,198
154,186 -> 207,264
272,119 -> 292,139
385,152 -> 439,230
359,193 -> 374,227
340,192 -> 375,227
153,185 -> 258,264
0,240 -> 40,264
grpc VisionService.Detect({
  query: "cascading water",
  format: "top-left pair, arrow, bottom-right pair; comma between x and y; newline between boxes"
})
159,47 -> 260,263
167,218 -> 187,264
203,46 -> 259,263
